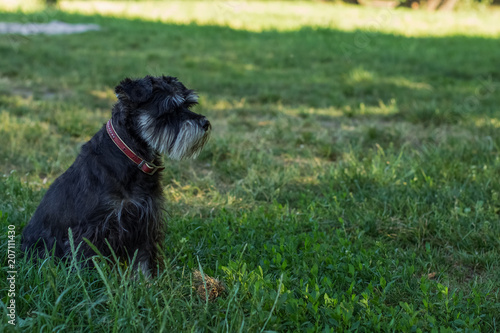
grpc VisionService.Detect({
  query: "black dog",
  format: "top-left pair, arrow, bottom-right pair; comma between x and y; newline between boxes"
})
21,75 -> 211,275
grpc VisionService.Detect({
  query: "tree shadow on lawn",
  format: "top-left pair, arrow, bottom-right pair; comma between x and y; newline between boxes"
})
0,10 -> 498,119
1,10 -> 499,229
0,10 -> 498,173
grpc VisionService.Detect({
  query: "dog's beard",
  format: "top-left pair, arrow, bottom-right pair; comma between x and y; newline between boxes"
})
139,115 -> 210,160
169,120 -> 210,160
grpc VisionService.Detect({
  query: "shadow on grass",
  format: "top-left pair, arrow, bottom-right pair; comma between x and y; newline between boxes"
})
0,9 -> 498,119
1,9 -> 499,223
1,7 -> 499,211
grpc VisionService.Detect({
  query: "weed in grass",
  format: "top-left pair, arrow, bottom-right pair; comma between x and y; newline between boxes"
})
193,269 -> 226,303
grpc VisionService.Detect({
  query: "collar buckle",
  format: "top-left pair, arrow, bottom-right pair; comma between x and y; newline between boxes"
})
138,160 -> 164,175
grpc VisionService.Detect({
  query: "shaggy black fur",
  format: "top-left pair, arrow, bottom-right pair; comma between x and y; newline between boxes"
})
21,75 -> 211,275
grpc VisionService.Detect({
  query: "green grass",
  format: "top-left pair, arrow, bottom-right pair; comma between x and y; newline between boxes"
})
1,1 -> 500,331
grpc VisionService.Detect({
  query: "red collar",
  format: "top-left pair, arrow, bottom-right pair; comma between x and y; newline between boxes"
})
106,119 -> 165,175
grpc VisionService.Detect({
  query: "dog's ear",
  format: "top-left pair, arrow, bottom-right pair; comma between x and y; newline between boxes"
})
115,77 -> 153,103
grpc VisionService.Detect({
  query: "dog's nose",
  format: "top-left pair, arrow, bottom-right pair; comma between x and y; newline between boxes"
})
200,118 -> 211,131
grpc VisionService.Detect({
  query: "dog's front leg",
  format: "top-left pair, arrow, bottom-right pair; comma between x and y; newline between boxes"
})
134,250 -> 152,278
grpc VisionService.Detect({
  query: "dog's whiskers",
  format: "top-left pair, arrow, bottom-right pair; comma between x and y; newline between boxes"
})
169,120 -> 209,160
139,116 -> 210,160
138,114 -> 175,155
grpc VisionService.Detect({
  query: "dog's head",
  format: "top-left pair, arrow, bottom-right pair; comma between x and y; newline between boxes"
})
114,75 -> 211,160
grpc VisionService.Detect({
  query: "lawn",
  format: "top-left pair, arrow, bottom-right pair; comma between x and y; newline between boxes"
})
1,1 -> 499,331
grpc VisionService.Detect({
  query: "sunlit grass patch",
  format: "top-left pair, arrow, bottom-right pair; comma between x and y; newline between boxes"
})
2,0 -> 500,36
57,1 -> 500,36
